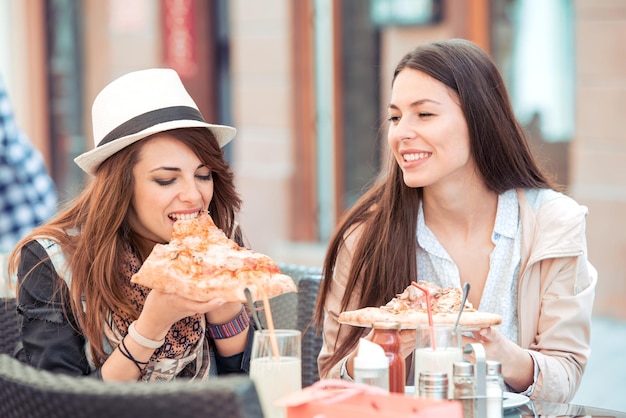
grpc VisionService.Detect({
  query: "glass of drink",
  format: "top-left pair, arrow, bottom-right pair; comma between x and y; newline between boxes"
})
413,324 -> 462,399
249,329 -> 302,418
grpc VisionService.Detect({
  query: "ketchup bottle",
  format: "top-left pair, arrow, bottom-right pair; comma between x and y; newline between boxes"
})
371,321 -> 405,393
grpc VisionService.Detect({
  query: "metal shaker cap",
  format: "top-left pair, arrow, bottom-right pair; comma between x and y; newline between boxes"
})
419,371 -> 448,387
486,360 -> 502,375
453,361 -> 475,377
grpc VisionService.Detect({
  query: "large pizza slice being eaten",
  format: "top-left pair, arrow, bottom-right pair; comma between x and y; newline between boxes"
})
131,213 -> 296,302
338,281 -> 502,329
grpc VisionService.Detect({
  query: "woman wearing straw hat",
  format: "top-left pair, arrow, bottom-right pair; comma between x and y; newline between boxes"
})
8,69 -> 252,381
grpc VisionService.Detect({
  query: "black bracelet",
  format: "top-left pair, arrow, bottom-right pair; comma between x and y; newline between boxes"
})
118,337 -> 149,373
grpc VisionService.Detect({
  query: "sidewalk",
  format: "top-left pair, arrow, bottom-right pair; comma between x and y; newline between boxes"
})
571,316 -> 626,412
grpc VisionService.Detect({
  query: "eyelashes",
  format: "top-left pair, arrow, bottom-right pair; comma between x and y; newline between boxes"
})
154,171 -> 212,186
197,172 -> 212,181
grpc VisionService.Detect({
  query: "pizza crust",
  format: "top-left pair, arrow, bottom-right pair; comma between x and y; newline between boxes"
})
338,308 -> 502,329
131,214 -> 297,302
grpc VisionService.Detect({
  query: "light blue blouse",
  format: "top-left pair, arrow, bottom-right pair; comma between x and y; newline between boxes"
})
416,189 -> 522,343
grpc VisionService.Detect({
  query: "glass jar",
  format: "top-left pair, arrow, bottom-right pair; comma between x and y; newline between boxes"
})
371,321 -> 405,393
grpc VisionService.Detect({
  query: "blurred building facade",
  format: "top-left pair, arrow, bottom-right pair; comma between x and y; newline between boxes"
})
0,0 -> 624,319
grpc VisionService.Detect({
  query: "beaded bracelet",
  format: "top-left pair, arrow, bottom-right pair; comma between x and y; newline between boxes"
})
206,306 -> 250,339
118,337 -> 149,373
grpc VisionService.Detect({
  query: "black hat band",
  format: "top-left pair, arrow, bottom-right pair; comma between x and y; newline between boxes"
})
99,106 -> 205,147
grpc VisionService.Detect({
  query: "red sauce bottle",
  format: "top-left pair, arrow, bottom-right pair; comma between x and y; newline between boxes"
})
371,321 -> 405,393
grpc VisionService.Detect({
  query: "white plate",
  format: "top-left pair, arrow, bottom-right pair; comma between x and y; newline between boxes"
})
503,392 -> 530,410
405,387 -> 528,410
338,319 -> 482,332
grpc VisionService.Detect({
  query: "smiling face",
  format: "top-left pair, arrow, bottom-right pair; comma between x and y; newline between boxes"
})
128,134 -> 214,246
387,68 -> 475,190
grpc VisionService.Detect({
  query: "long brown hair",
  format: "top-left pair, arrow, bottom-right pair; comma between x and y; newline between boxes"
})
313,39 -> 556,376
9,127 -> 241,367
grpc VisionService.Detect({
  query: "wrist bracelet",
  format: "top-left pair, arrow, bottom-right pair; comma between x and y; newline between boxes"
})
128,321 -> 165,349
206,306 -> 250,340
119,337 -> 149,373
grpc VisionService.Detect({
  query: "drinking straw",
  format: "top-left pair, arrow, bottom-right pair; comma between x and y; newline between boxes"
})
411,281 -> 437,351
259,286 -> 280,360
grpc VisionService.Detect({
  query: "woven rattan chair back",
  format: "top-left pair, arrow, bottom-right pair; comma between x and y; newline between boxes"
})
0,354 -> 263,418
0,298 -> 19,356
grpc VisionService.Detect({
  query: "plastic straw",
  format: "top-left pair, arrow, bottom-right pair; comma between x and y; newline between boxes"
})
411,281 -> 437,351
259,286 -> 280,360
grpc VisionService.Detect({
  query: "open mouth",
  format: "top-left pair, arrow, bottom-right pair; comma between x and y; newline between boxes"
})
168,211 -> 202,222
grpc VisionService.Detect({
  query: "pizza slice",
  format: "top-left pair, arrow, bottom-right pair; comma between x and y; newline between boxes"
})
338,280 -> 502,329
131,213 -> 296,302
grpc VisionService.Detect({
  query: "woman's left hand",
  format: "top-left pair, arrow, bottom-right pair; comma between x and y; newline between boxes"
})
462,327 -> 534,392
462,327 -> 514,360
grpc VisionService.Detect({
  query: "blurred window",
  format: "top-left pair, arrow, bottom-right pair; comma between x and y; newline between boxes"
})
510,0 -> 575,142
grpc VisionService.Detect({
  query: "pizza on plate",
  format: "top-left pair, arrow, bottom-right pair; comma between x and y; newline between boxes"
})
338,280 -> 502,329
131,213 -> 296,302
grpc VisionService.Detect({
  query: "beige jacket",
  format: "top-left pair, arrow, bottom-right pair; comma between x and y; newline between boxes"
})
318,188 -> 596,403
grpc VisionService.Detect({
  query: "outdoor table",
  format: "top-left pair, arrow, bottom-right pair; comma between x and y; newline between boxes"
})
506,400 -> 626,417
406,386 -> 626,418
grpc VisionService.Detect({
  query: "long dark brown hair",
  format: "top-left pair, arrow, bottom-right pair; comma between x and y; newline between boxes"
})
9,127 -> 241,367
313,38 -> 556,376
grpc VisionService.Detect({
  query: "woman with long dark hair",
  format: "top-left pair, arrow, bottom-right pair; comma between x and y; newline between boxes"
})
314,39 -> 596,403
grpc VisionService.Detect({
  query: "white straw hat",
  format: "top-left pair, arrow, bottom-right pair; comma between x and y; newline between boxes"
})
74,68 -> 236,175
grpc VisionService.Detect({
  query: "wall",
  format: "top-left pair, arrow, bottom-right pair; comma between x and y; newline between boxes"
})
229,0 -> 300,260
572,0 -> 626,318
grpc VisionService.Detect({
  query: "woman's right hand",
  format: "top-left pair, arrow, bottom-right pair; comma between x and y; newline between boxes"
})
399,329 -> 417,358
136,289 -> 227,341
102,290 -> 224,381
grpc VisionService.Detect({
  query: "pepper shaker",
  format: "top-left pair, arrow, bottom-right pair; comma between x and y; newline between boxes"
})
453,361 -> 475,418
418,371 -> 448,399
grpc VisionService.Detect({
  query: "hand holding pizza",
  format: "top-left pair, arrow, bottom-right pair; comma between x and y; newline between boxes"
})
137,288 -> 231,339
463,326 -> 535,393
398,329 -> 418,359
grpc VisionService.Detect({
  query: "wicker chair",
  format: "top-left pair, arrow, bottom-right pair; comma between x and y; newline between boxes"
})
296,274 -> 324,388
0,354 -> 263,418
258,263 -> 323,330
0,297 -> 19,356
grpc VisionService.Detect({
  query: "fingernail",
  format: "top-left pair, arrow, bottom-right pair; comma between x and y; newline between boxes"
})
480,329 -> 488,336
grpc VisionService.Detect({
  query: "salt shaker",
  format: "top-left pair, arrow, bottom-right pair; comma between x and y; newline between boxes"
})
453,361 -> 475,418
418,371 -> 448,399
371,321 -> 405,393
353,338 -> 390,391
485,361 -> 504,418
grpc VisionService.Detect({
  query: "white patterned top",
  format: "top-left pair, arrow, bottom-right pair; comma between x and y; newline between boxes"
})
416,189 -> 521,342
